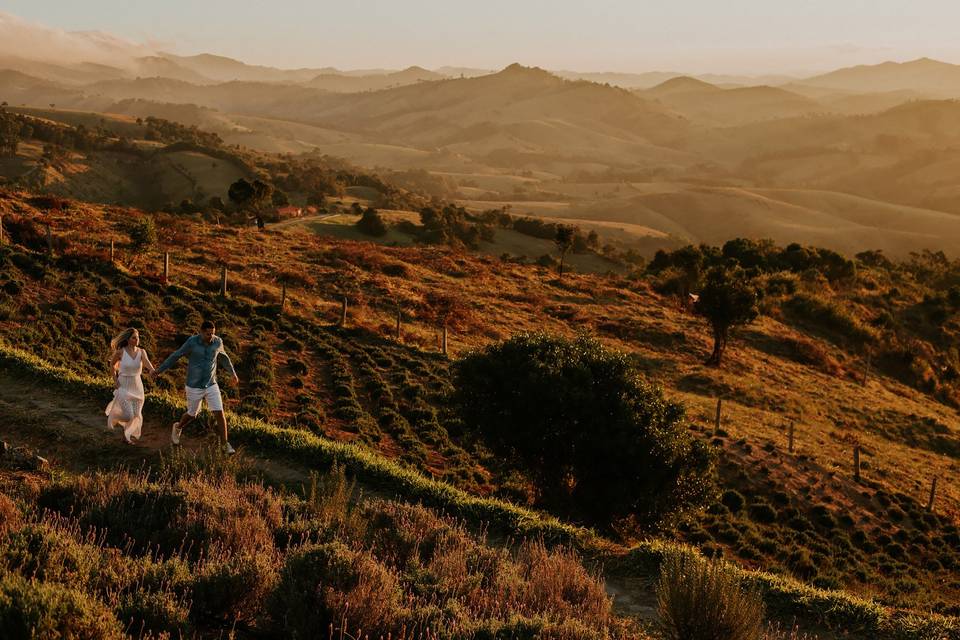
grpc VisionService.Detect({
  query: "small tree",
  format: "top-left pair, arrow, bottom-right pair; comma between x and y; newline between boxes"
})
554,225 -> 575,279
227,178 -> 273,218
673,245 -> 704,301
0,110 -> 20,157
696,267 -> 760,366
126,216 -> 157,257
586,229 -> 600,249
227,178 -> 256,210
356,208 -> 387,237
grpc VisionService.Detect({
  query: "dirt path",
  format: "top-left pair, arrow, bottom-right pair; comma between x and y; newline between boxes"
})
270,213 -> 339,230
0,372 -> 314,485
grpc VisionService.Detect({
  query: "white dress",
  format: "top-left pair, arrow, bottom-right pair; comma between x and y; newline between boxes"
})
105,348 -> 145,443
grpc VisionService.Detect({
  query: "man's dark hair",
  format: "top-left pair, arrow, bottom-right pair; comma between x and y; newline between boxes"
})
200,320 -> 216,330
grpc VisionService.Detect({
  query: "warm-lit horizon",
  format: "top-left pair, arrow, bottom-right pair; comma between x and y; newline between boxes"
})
2,1 -> 960,76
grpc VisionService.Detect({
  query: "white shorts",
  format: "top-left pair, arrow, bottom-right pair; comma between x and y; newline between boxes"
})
185,384 -> 223,416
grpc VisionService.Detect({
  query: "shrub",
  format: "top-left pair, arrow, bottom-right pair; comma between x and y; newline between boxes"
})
356,208 -> 388,237
721,490 -> 746,513
748,501 -> 778,523
116,590 -> 190,637
784,293 -> 876,346
269,542 -> 402,638
0,573 -> 124,640
192,552 -> 278,624
657,552 -> 764,640
0,493 -> 19,536
2,280 -> 21,296
126,216 -> 157,254
452,333 -> 716,529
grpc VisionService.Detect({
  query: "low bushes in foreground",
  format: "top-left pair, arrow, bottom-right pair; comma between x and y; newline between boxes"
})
0,450 -> 628,639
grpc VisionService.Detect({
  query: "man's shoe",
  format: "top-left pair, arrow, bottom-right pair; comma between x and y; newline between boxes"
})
224,442 -> 236,455
171,422 -> 182,445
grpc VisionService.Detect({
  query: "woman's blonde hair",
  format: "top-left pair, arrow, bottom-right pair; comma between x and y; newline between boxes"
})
110,328 -> 138,352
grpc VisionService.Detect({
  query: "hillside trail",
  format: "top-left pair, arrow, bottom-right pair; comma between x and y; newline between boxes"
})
0,371 -> 659,623
270,212 -> 340,230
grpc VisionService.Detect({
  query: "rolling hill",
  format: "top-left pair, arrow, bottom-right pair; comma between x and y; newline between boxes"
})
562,184 -> 960,257
642,78 -> 823,125
801,57 -> 960,96
302,66 -> 448,92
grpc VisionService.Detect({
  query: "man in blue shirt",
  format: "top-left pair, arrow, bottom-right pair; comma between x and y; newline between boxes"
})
154,320 -> 240,454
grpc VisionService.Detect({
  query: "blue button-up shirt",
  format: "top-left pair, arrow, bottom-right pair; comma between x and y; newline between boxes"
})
156,335 -> 237,389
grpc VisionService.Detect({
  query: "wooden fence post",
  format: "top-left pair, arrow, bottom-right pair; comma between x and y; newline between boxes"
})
853,445 -> 861,482
340,296 -> 348,327
714,398 -> 722,433
219,266 -> 228,297
281,282 -> 287,312
441,325 -> 448,356
927,477 -> 938,512
45,224 -> 53,255
163,252 -> 170,283
788,422 -> 795,453
862,351 -> 872,386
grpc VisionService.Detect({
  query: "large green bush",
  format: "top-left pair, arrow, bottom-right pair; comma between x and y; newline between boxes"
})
452,333 -> 716,529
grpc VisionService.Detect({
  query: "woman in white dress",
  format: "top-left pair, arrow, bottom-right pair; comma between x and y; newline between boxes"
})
105,328 -> 156,444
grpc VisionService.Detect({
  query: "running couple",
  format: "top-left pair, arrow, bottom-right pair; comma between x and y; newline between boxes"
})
105,320 -> 240,454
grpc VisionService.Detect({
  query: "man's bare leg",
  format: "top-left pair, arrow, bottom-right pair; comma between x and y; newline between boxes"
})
212,410 -> 228,443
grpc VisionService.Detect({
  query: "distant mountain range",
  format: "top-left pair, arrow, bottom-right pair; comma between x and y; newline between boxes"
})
7,13 -> 960,257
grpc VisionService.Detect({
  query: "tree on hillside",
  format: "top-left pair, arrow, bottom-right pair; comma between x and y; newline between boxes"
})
452,333 -> 716,529
227,178 -> 256,209
672,245 -> 705,302
0,108 -> 22,157
586,230 -> 600,250
126,216 -> 157,257
554,225 -> 575,279
696,267 -> 760,366
0,110 -> 20,157
228,178 -> 273,226
356,208 -> 387,237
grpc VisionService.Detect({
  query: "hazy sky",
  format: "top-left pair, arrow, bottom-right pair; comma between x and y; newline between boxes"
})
4,1 -> 960,75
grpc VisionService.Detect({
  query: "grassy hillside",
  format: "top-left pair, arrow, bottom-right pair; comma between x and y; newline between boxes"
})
2,188 -> 960,626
